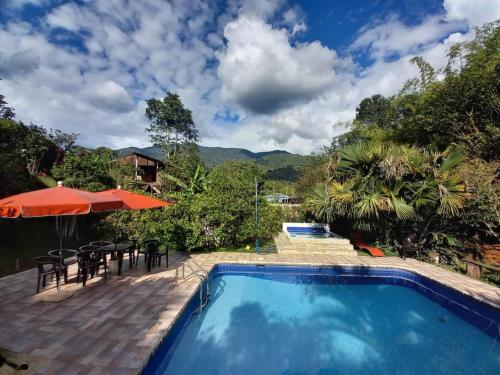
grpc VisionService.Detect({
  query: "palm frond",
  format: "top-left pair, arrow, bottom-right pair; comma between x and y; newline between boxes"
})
354,193 -> 382,219
439,148 -> 465,173
306,186 -> 335,222
163,173 -> 188,190
392,197 -> 415,220
437,181 -> 467,216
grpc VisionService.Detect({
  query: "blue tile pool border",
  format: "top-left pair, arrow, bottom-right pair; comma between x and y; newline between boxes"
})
141,263 -> 500,374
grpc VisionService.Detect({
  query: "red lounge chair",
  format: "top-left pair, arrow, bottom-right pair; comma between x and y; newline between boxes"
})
352,233 -> 384,257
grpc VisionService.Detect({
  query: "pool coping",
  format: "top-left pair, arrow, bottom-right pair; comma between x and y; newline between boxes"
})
138,259 -> 500,374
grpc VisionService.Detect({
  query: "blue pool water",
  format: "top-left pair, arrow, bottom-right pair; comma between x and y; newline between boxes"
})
145,266 -> 500,375
288,232 -> 333,239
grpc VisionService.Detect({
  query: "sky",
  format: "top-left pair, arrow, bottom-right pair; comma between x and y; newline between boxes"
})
0,0 -> 499,154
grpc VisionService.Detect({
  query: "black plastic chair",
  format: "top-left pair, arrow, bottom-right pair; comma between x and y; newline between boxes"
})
48,249 -> 77,284
402,237 -> 422,260
76,246 -> 107,286
33,256 -> 61,293
120,239 -> 137,269
135,239 -> 160,267
144,241 -> 169,272
90,240 -> 116,260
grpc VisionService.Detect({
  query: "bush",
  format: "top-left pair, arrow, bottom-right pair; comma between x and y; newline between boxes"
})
103,161 -> 287,251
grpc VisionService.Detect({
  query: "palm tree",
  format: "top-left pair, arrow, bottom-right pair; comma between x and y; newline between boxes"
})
308,142 -> 467,254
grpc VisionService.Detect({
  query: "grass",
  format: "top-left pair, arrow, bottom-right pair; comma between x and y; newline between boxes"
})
215,239 -> 277,254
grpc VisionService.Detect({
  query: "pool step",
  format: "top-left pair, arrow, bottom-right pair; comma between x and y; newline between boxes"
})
274,233 -> 357,256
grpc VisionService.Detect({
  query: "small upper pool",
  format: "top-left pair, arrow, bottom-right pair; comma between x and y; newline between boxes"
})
143,265 -> 500,375
284,222 -> 340,240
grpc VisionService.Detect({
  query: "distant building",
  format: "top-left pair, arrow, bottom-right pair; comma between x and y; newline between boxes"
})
116,152 -> 165,192
265,193 -> 292,204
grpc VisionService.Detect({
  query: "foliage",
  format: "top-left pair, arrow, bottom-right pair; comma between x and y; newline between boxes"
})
455,159 -> 499,242
393,21 -> 500,159
160,143 -> 203,192
355,94 -> 394,129
309,142 -> 468,258
265,165 -> 299,181
327,122 -> 392,153
107,161 -> 284,251
311,21 -> 500,266
294,155 -> 328,199
145,92 -> 198,155
262,179 -> 295,197
48,129 -> 79,164
51,147 -> 117,191
20,124 -> 54,176
0,119 -> 33,197
0,93 -> 15,120
0,118 -> 60,196
162,163 -> 209,197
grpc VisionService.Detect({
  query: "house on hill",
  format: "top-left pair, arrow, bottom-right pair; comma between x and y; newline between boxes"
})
116,152 -> 164,192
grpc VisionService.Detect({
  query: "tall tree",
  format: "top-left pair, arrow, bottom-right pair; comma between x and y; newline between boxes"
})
354,94 -> 393,129
145,92 -> 198,155
49,129 -> 79,164
0,93 -> 15,120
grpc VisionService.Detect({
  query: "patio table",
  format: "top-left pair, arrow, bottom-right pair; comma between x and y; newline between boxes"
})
98,241 -> 135,275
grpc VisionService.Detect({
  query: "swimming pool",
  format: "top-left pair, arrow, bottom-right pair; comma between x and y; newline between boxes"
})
143,264 -> 500,375
284,222 -> 339,240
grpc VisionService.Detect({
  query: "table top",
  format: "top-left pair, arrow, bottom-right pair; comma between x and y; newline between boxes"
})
99,242 -> 135,252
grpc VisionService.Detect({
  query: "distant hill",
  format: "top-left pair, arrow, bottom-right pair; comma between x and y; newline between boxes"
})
115,145 -> 313,180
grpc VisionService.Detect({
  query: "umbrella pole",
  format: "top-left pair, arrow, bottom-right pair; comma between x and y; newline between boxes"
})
115,211 -> 118,247
57,216 -> 62,291
59,217 -> 63,251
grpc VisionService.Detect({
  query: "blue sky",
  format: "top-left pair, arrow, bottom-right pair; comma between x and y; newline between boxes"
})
0,0 -> 498,153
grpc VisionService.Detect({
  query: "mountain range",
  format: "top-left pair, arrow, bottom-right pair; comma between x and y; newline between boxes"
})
115,145 -> 313,179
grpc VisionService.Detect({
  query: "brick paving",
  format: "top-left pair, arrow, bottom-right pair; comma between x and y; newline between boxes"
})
0,252 -> 498,374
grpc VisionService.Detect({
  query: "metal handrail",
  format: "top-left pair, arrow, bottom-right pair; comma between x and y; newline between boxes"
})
176,260 -> 210,314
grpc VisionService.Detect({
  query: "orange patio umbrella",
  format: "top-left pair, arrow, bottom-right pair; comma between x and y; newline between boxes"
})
95,187 -> 173,210
95,186 -> 174,244
0,181 -> 124,249
0,182 -> 123,218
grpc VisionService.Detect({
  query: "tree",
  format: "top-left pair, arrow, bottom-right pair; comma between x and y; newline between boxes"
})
160,143 -> 203,192
51,147 -> 115,191
354,94 -> 393,129
20,123 -> 55,176
308,142 -> 468,260
145,92 -> 198,155
295,155 -> 328,199
106,160 -> 282,251
394,21 -> 500,160
0,119 -> 32,196
0,94 -> 15,120
48,129 -> 79,164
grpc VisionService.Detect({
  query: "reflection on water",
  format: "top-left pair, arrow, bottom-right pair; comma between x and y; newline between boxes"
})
153,275 -> 500,375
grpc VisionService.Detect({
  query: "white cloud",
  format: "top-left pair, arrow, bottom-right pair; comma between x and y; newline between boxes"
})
217,15 -> 338,114
444,0 -> 500,27
351,15 -> 466,60
0,49 -> 41,78
0,0 -> 495,154
85,80 -> 134,113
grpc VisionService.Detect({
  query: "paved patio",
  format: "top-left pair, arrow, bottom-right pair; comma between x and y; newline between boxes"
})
0,252 -> 498,374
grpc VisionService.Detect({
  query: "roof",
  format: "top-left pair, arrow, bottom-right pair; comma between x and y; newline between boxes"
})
118,152 -> 165,165
266,193 -> 291,198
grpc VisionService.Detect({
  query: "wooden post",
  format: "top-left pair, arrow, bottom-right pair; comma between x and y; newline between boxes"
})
466,261 -> 481,279
15,258 -> 20,272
